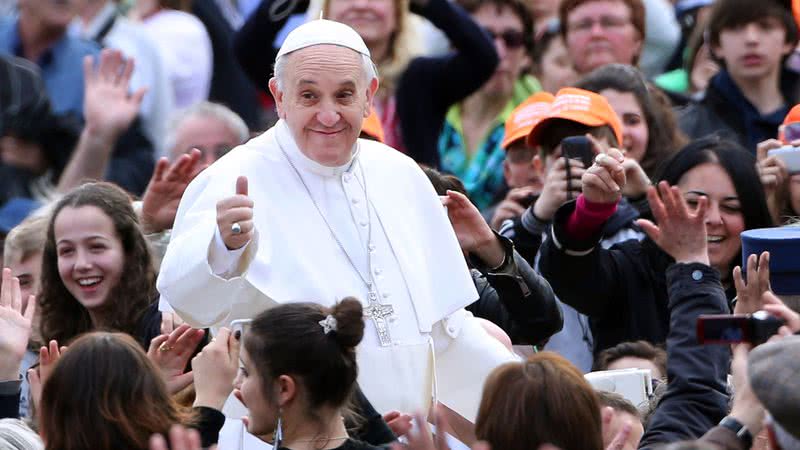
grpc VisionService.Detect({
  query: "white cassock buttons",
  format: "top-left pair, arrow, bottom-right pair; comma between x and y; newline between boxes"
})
374,268 -> 383,275
343,173 -> 352,183
368,244 -> 376,252
360,221 -> 368,227
383,292 -> 390,298
691,270 -> 703,281
352,197 -> 360,204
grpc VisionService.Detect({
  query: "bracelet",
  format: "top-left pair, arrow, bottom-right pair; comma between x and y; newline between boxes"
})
719,416 -> 753,449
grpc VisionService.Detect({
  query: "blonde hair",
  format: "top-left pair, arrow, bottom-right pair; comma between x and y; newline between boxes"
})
311,0 -> 424,96
3,212 -> 50,267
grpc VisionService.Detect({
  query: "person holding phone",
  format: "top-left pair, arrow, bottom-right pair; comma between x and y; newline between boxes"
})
497,88 -> 645,371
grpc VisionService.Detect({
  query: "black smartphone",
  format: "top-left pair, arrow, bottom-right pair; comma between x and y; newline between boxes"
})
696,312 -> 784,345
560,136 -> 595,168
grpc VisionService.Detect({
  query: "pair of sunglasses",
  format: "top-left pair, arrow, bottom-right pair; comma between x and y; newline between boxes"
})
483,27 -> 526,49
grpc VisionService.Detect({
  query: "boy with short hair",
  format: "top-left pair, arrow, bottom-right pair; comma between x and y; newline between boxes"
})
678,0 -> 799,151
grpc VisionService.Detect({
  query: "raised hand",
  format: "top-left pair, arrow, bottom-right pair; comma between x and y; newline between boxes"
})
728,344 -> 765,438
216,176 -> 254,250
532,157 -> 585,221
442,190 -> 505,268
147,324 -> 206,394
636,181 -> 709,265
732,252 -> 771,315
83,49 -> 146,140
582,148 -> 626,205
0,268 -> 36,381
192,327 -> 240,411
489,186 -> 538,230
141,149 -> 203,234
28,340 -> 66,411
756,139 -> 789,223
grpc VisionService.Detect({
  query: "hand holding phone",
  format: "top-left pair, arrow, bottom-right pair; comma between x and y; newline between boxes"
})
697,311 -> 784,345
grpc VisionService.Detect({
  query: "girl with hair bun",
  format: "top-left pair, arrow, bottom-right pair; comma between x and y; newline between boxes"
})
234,297 -> 388,450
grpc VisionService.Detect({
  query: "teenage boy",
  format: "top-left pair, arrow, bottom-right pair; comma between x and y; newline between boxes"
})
678,0 -> 799,151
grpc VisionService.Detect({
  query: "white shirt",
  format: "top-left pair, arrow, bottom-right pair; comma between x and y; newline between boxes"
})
141,10 -> 212,110
158,120 -> 516,421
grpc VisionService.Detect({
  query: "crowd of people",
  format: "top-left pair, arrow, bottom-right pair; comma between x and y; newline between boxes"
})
3,0 -> 800,448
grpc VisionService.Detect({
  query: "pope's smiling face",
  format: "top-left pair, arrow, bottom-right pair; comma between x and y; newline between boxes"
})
269,45 -> 378,167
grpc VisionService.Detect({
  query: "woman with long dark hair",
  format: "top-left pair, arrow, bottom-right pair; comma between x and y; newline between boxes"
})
38,182 -> 161,347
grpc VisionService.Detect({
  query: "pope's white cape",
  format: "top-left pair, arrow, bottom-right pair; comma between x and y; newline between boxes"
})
157,120 -> 479,332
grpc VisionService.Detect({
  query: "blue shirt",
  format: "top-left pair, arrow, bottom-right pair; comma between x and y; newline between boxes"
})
0,17 -> 99,117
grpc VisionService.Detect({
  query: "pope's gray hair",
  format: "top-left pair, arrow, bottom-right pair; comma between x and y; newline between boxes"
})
273,50 -> 378,91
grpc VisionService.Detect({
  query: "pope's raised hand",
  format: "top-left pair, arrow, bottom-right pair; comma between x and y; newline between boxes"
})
216,176 -> 254,250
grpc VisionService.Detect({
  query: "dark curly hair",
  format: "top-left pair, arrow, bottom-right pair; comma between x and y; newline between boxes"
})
39,182 -> 156,345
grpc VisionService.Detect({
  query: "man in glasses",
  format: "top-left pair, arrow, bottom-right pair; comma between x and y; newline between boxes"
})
437,0 -> 538,212
559,0 -> 646,76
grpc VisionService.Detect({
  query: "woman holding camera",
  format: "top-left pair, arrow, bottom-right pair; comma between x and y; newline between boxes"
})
538,137 -> 773,353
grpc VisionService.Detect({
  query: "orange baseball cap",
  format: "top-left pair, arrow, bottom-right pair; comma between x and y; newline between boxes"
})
501,92 -> 555,150
526,87 -> 624,148
360,108 -> 384,143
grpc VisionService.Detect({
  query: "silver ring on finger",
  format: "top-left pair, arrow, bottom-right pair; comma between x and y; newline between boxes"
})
594,153 -> 607,164
231,222 -> 242,234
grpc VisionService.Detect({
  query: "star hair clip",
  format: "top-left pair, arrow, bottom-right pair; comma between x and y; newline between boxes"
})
319,315 -> 338,334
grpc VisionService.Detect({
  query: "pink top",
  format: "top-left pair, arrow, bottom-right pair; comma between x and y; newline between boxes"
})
565,194 -> 619,241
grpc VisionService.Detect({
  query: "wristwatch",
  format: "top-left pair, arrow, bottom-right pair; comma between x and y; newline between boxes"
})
719,416 -> 753,449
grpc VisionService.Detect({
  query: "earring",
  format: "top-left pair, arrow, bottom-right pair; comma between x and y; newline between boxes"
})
272,409 -> 283,450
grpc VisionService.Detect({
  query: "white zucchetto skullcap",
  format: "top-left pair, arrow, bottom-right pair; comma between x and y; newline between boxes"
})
276,19 -> 371,60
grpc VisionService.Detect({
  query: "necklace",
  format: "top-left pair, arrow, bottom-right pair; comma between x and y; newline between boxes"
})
278,141 -> 395,346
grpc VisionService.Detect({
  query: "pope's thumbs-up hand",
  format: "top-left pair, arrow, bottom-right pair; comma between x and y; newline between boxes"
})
216,176 -> 254,250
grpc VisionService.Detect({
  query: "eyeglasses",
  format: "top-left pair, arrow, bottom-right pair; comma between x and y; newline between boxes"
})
483,27 -> 526,49
567,15 -> 631,33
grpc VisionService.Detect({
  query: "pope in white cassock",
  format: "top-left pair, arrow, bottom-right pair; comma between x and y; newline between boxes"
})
157,18 -> 517,430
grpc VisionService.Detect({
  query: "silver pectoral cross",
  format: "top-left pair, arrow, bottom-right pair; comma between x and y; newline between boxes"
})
364,289 -> 394,347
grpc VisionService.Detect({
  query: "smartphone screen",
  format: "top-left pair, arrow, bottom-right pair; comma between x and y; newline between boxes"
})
560,136 -> 595,168
696,315 -> 751,344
